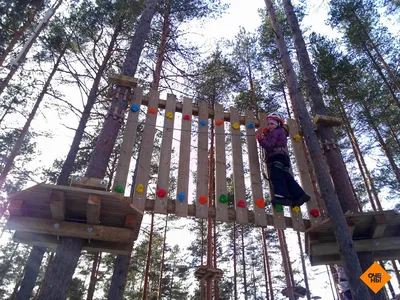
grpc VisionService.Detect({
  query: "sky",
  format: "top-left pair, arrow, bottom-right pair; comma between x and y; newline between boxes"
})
2,0 -> 400,299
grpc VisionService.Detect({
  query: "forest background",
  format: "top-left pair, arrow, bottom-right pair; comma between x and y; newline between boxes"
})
0,0 -> 399,299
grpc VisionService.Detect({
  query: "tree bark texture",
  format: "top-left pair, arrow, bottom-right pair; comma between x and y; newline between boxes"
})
86,253 -> 101,300
157,215 -> 168,297
142,212 -> 155,300
261,228 -> 273,300
265,1 -> 372,299
297,232 -> 311,300
277,229 -> 295,300
107,254 -> 131,300
15,246 -> 46,300
241,226 -> 248,300
37,238 -> 83,300
233,223 -> 238,300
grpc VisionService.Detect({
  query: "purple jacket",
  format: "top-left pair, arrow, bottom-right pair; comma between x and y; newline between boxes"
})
258,126 -> 288,161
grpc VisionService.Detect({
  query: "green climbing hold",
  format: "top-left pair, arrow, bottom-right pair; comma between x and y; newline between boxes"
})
275,204 -> 283,212
114,185 -> 124,194
219,194 -> 228,204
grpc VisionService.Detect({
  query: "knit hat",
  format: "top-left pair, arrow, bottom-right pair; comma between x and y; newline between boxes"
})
267,112 -> 284,126
267,119 -> 279,126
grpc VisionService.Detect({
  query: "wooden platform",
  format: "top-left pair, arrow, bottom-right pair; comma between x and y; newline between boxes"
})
6,184 -> 143,255
194,266 -> 224,281
305,210 -> 400,265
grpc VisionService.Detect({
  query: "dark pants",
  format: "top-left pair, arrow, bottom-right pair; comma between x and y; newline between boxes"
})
268,154 -> 305,200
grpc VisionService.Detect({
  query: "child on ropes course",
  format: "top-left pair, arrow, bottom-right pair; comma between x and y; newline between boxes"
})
256,112 -> 310,207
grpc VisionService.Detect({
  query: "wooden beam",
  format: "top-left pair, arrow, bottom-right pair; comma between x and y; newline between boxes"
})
7,216 -> 134,243
70,176 -> 108,191
108,75 -> 138,88
8,200 -> 24,216
50,191 -> 65,221
87,194 -> 101,225
144,199 -> 310,231
310,249 -> 400,266
311,237 -> 400,256
372,215 -> 387,239
313,114 -> 342,127
124,215 -> 137,229
13,231 -> 132,255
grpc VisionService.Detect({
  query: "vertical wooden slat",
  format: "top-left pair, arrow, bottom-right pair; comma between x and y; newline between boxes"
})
113,87 -> 143,192
244,110 -> 267,226
229,107 -> 248,224
287,119 -> 322,224
259,112 -> 286,229
154,94 -> 176,214
131,90 -> 159,212
175,97 -> 192,217
196,101 -> 209,219
214,103 -> 228,222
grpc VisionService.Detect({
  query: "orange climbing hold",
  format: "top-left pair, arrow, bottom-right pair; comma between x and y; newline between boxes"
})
255,198 -> 265,209
199,195 -> 207,205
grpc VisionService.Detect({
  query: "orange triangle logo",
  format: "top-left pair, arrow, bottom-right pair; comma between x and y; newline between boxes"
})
360,262 -> 392,293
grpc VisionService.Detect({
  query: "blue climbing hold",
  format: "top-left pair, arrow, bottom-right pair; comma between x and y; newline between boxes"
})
178,192 -> 185,203
131,104 -> 139,112
200,120 -> 207,127
247,123 -> 254,129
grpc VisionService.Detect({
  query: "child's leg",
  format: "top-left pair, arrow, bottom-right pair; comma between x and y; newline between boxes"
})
270,162 -> 292,206
284,172 -> 310,206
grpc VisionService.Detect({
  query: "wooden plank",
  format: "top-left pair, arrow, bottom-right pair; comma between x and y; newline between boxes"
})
214,103 -> 228,222
124,215 -> 137,229
259,112 -> 286,229
244,110 -> 267,226
113,87 -> 143,192
50,191 -> 65,221
313,114 -> 342,127
311,237 -> 400,256
372,215 -> 387,238
287,119 -> 322,224
230,107 -> 248,224
70,176 -> 108,191
8,200 -> 24,216
14,231 -> 133,255
108,75 -> 138,88
154,94 -> 176,214
196,101 -> 209,219
131,90 -> 159,211
175,97 -> 192,217
87,194 -> 101,225
7,216 -> 134,243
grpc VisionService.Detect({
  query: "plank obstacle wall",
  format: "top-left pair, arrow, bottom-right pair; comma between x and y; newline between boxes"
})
5,79 -> 400,266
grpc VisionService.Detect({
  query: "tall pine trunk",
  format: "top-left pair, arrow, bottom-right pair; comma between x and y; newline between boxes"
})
241,226 -> 248,300
142,212 -> 155,300
86,253 -> 101,300
265,1 -> 372,298
0,0 -> 62,97
261,228 -> 273,300
277,230 -> 294,299
233,223 -> 238,300
0,47 -> 66,190
297,232 -> 310,300
157,215 -> 168,298
0,8 -> 39,67
37,0 -> 160,299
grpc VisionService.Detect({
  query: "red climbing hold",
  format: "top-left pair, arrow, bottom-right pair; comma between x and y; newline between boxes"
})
199,195 -> 207,205
157,189 -> 167,198
149,108 -> 157,114
216,119 -> 224,126
255,198 -> 265,209
237,200 -> 246,208
183,114 -> 190,120
310,209 -> 320,218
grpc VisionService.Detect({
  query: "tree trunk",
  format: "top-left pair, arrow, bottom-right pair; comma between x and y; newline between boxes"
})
0,8 -> 39,67
392,261 -> 400,288
241,226 -> 248,300
265,1 -> 372,299
157,215 -> 168,298
107,255 -> 131,300
32,252 -> 54,300
297,232 -> 311,300
0,0 -> 62,97
86,253 -> 101,300
152,0 -> 171,91
0,243 -> 19,285
37,238 -> 83,300
261,228 -> 273,300
57,24 -> 121,185
15,246 -> 47,300
0,47 -> 66,190
142,212 -> 155,300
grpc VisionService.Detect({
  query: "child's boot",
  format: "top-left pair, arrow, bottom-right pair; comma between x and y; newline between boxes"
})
292,193 -> 310,207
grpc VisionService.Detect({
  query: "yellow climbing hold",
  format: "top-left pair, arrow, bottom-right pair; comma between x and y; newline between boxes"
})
166,112 -> 173,119
136,184 -> 144,194
292,206 -> 300,214
232,122 -> 240,130
293,134 -> 301,142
